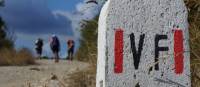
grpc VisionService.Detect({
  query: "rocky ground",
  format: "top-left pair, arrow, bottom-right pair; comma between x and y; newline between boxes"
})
0,60 -> 89,87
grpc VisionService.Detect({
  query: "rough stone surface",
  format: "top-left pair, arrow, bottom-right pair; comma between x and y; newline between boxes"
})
97,0 -> 191,87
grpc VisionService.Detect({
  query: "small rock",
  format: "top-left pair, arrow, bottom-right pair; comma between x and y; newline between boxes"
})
30,67 -> 40,71
51,74 -> 58,80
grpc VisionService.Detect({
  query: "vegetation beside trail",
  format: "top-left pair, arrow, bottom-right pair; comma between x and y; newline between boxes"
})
75,17 -> 98,63
185,0 -> 200,86
68,16 -> 98,87
0,0 -> 36,66
0,1 -> 13,49
66,66 -> 96,87
0,48 -> 35,66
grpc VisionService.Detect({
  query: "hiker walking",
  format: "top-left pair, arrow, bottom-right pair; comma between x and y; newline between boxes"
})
50,35 -> 60,63
35,38 -> 43,59
67,39 -> 75,60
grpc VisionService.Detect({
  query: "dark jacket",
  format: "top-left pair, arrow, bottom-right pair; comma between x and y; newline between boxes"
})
50,36 -> 60,53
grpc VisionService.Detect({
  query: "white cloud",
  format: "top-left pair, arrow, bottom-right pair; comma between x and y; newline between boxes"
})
53,0 -> 106,39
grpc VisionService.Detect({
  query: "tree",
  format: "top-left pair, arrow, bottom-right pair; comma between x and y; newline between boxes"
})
75,16 -> 98,64
0,0 -> 13,49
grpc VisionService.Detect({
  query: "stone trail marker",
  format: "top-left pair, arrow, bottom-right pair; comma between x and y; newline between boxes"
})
96,0 -> 191,87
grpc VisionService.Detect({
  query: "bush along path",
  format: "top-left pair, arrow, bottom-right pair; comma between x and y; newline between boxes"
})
0,60 -> 89,87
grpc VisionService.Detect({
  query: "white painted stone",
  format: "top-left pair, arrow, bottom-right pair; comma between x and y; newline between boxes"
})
96,0 -> 110,87
97,0 -> 191,87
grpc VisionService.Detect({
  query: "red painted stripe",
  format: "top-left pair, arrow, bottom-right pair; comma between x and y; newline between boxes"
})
114,29 -> 124,74
174,30 -> 184,74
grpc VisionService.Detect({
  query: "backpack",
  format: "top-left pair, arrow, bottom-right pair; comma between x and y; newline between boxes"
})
35,39 -> 43,48
51,36 -> 60,50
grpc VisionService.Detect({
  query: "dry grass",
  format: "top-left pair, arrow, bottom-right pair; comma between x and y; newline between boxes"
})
0,48 -> 36,66
185,0 -> 200,86
65,66 -> 96,87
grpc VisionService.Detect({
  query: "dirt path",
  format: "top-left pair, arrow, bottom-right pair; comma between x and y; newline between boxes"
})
0,60 -> 89,87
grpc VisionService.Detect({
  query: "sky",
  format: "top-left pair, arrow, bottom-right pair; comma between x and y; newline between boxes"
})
0,0 -> 105,58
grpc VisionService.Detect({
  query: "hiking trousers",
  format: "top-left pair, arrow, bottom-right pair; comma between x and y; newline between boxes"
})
68,48 -> 74,60
54,52 -> 59,63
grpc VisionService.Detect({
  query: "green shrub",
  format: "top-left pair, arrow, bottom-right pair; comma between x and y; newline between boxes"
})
75,17 -> 98,66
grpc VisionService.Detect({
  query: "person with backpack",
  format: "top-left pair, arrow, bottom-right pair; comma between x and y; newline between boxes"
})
67,39 -> 75,61
50,35 -> 60,63
35,38 -> 43,59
